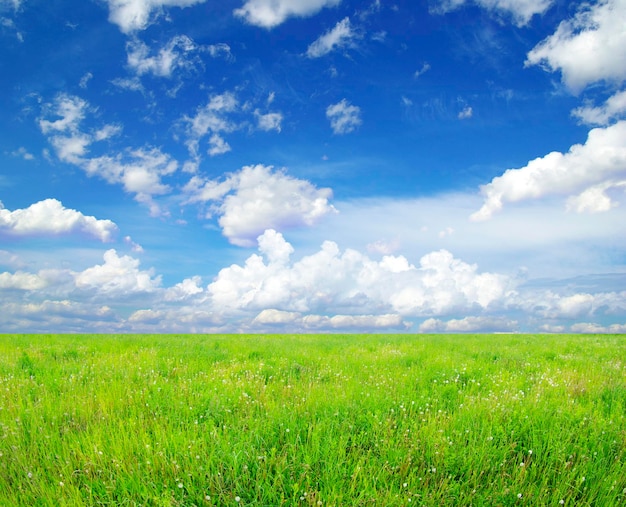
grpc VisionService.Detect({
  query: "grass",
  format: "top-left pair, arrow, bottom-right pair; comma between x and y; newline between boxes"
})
0,333 -> 625,506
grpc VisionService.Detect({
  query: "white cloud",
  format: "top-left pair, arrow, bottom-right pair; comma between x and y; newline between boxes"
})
436,0 -> 553,26
526,0 -> 626,92
207,134 -> 231,156
0,271 -> 48,290
302,313 -> 408,330
458,106 -> 473,120
183,165 -> 337,246
79,72 -> 93,89
253,308 -> 300,325
572,90 -> 626,126
39,95 -> 178,212
306,17 -> 356,58
163,276 -> 204,301
183,92 -> 239,160
83,147 -> 178,211
207,229 -> 511,317
234,0 -> 341,28
326,99 -> 362,134
419,316 -> 518,333
471,121 -> 626,221
126,35 -> 201,78
75,249 -> 161,295
255,111 -> 283,132
571,322 -> 626,333
39,94 -> 88,134
414,62 -> 430,78
11,147 -> 34,160
105,0 -> 207,33
0,0 -> 21,10
0,199 -> 118,241
206,43 -> 232,59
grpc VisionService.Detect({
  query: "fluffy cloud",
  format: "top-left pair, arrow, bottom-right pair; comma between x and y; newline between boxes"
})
0,199 -> 118,241
234,0 -> 341,28
207,229 -> 511,317
105,0 -> 207,33
471,121 -> 626,220
82,148 -> 178,215
306,17 -> 356,58
183,165 -> 337,246
39,94 -> 88,135
571,322 -> 626,333
526,0 -> 626,92
126,35 -> 201,78
572,90 -> 626,126
75,249 -> 161,295
182,92 -> 239,160
255,111 -> 283,132
436,0 -> 553,26
39,94 -> 177,213
0,271 -> 48,290
419,316 -> 518,333
252,309 -> 407,330
326,99 -> 362,134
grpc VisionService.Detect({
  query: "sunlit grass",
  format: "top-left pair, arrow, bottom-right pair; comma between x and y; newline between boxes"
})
1,333 -> 625,506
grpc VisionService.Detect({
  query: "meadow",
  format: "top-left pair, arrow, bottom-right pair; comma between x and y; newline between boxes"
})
0,333 -> 625,506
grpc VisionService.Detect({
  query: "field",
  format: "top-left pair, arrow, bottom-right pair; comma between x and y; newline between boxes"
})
1,333 -> 625,506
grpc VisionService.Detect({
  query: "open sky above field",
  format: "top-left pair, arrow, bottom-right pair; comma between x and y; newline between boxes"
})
1,0 -> 625,333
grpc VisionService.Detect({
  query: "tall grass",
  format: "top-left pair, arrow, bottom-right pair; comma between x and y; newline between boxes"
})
1,334 -> 625,506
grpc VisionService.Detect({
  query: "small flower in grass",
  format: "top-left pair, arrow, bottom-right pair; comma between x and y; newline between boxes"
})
517,493 -> 522,499
59,482 -> 64,487
205,495 -> 211,501
178,482 -> 184,489
559,500 -> 564,505
235,496 -> 241,502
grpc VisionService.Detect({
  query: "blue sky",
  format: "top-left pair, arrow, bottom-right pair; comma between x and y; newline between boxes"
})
1,0 -> 626,333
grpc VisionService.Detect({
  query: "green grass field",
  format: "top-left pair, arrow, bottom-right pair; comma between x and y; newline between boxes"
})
1,333 -> 625,506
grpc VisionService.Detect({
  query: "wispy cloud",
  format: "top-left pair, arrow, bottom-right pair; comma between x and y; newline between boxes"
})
306,17 -> 356,58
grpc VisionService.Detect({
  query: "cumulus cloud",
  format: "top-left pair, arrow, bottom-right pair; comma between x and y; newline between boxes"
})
207,229 -> 511,317
471,121 -> 626,220
326,99 -> 362,134
0,271 -> 48,290
234,0 -> 341,28
526,0 -> 626,93
572,90 -> 626,126
306,17 -> 356,58
435,0 -> 553,26
75,249 -> 161,295
0,199 -> 118,241
105,0 -> 207,33
183,165 -> 337,246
